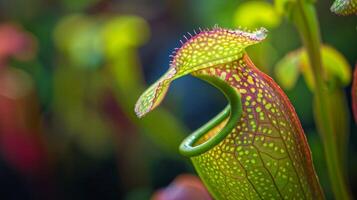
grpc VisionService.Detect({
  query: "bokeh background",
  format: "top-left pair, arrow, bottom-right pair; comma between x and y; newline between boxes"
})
0,0 -> 356,199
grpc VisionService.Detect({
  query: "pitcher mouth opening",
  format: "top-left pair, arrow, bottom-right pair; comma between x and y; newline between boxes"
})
195,118 -> 229,146
179,106 -> 231,157
178,75 -> 242,157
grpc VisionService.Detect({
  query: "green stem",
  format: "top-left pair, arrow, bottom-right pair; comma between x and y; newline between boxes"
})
292,2 -> 351,199
179,75 -> 242,157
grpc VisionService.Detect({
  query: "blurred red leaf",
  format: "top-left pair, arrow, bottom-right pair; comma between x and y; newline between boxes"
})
151,174 -> 212,200
0,23 -> 37,67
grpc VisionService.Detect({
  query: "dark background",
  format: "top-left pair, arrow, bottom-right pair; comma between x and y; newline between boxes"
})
0,0 -> 356,199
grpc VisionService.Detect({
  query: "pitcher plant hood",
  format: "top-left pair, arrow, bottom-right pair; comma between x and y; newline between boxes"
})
135,27 -> 267,117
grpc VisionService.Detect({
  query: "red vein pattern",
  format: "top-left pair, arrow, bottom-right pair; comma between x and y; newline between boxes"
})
190,55 -> 324,199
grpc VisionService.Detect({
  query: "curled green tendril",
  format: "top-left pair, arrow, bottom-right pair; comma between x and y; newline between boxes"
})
179,75 -> 242,157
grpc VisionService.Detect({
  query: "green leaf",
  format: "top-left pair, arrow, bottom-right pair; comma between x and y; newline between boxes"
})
274,0 -> 296,17
53,14 -> 103,69
101,16 -> 150,59
274,45 -> 352,91
300,45 -> 352,90
274,50 -> 301,90
234,1 -> 281,29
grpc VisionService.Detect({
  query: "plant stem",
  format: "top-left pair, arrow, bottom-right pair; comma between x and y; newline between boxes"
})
292,1 -> 351,199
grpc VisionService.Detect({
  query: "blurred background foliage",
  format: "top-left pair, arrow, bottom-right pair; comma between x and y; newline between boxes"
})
0,0 -> 356,199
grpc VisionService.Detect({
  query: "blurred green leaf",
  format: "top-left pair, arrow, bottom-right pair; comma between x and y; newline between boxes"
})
53,15 -> 103,69
187,0 -> 240,27
274,45 -> 352,90
53,15 -> 89,53
234,1 -> 281,29
300,45 -> 351,90
102,16 -> 150,59
274,0 -> 296,16
274,50 -> 301,90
